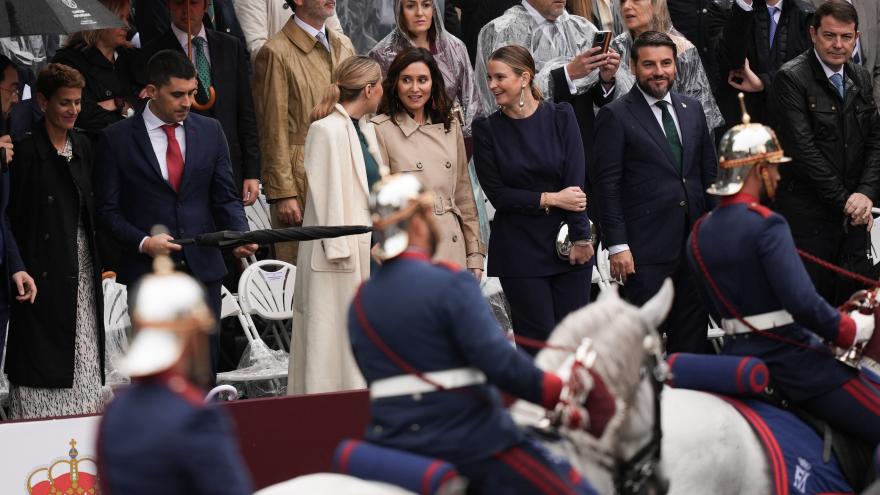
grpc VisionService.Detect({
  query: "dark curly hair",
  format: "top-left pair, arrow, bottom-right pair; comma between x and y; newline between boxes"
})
380,47 -> 453,132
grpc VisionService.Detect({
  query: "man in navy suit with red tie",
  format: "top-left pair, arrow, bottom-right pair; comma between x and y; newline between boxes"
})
95,50 -> 256,368
595,31 -> 718,353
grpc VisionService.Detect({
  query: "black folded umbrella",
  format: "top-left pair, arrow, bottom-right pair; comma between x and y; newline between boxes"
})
172,225 -> 373,249
0,0 -> 125,37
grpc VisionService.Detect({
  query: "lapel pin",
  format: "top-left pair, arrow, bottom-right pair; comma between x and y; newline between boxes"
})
681,103 -> 687,108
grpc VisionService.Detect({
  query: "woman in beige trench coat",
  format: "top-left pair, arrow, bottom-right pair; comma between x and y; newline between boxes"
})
289,57 -> 385,395
373,47 -> 485,277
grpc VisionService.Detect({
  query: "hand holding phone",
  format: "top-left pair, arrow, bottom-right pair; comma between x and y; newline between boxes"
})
592,31 -> 612,54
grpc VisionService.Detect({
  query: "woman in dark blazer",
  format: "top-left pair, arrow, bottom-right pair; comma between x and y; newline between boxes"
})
5,64 -> 104,419
51,0 -> 142,140
473,45 -> 594,350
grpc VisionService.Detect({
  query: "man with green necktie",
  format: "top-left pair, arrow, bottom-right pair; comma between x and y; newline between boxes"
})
594,31 -> 719,354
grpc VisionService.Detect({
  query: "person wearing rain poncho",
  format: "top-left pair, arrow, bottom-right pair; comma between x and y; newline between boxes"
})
368,0 -> 483,141
610,0 -> 725,131
474,0 -> 633,116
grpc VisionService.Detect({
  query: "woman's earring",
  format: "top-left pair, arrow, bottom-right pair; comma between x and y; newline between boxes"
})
519,86 -> 526,108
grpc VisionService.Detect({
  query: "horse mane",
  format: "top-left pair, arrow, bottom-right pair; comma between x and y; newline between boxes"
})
535,287 -> 649,404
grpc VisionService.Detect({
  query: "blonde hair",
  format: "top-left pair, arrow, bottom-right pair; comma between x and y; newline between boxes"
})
66,0 -> 130,48
488,45 -> 544,101
620,0 -> 672,34
567,0 -> 594,22
310,56 -> 382,122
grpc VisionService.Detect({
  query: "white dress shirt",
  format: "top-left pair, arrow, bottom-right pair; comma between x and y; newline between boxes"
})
171,22 -> 210,65
138,103 -> 188,252
609,87 -> 682,256
293,13 -> 327,43
735,0 -> 783,22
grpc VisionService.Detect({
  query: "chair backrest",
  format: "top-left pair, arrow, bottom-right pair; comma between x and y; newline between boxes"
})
220,285 -> 242,319
238,259 -> 297,320
102,278 -> 131,333
245,194 -> 272,232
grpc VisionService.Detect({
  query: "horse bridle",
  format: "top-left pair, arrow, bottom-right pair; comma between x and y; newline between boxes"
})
612,350 -> 669,495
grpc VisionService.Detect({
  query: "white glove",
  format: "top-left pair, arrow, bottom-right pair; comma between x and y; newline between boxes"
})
849,310 -> 875,345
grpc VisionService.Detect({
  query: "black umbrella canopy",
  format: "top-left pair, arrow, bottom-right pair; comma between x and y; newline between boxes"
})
0,0 -> 125,37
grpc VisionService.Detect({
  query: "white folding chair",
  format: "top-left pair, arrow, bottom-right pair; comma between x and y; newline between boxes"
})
242,193 -> 272,267
217,285 -> 288,397
237,259 -> 296,351
102,277 -> 132,388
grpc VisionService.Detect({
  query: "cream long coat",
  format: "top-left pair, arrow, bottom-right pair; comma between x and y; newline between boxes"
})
232,0 -> 343,62
289,105 -> 382,395
372,113 -> 485,269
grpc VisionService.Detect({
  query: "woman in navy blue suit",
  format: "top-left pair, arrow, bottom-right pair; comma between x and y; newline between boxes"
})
473,45 -> 593,349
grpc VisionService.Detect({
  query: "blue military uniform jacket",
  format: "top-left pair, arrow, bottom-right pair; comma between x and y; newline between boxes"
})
349,249 -> 561,465
98,372 -> 252,494
686,193 -> 857,401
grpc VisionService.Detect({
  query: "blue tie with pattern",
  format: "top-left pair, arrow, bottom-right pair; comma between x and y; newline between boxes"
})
830,73 -> 844,100
768,6 -> 779,47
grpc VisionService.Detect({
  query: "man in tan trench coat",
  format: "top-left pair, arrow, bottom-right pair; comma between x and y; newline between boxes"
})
253,0 -> 355,264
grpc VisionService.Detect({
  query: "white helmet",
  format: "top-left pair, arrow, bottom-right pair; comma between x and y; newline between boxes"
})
119,250 -> 215,378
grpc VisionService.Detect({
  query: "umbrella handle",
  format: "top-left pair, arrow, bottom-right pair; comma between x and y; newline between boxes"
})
170,238 -> 195,246
185,5 -> 217,111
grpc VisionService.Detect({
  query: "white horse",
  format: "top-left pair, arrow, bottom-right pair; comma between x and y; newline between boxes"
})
260,281 -> 837,495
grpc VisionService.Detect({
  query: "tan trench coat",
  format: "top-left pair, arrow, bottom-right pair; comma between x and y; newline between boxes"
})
253,18 -> 355,264
289,105 -> 382,395
372,113 -> 485,269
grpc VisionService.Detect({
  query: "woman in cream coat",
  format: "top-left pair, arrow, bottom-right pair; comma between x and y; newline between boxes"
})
373,47 -> 485,277
290,56 -> 385,395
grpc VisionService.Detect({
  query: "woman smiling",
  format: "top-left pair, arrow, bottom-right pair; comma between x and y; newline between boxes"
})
372,47 -> 485,278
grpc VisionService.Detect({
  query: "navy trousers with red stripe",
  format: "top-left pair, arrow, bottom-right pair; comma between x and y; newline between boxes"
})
456,438 -> 597,495
799,373 -> 880,445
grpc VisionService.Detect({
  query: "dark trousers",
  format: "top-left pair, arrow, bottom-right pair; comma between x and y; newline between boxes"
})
0,274 -> 8,367
791,223 -> 877,307
500,268 -> 591,354
799,373 -> 880,445
458,438 -> 598,495
625,257 -> 709,354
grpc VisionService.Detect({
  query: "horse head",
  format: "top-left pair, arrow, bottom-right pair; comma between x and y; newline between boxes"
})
515,279 -> 673,494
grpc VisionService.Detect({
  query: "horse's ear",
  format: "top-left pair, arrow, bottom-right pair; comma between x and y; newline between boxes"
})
639,278 -> 674,327
597,280 -> 621,300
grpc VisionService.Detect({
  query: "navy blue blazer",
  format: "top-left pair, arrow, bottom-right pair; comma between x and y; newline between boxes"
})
95,111 -> 248,285
595,86 -> 718,265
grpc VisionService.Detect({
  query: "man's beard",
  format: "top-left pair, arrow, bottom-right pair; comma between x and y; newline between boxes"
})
637,76 -> 672,100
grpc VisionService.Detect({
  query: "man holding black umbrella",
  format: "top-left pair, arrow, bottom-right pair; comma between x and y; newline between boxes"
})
95,49 -> 256,372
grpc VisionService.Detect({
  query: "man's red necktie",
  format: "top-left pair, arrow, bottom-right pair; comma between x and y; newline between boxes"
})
161,123 -> 184,192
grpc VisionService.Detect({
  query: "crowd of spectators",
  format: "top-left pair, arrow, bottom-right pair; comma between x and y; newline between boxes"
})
0,0 -> 878,421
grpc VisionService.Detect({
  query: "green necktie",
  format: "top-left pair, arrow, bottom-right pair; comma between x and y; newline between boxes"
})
193,37 -> 212,101
656,100 -> 683,172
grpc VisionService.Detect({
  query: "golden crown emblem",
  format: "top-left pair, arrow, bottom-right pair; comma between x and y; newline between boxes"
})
26,439 -> 99,495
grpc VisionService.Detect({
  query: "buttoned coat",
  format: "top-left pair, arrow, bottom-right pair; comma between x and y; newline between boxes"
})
289,105 -> 382,395
253,18 -> 355,264
372,113 -> 485,270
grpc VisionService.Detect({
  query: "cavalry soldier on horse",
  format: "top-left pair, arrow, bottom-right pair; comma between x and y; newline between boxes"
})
687,98 -> 880,446
347,173 -> 611,494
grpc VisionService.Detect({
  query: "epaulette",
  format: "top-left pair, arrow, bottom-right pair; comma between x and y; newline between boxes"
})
370,114 -> 393,125
747,203 -> 772,219
434,260 -> 462,272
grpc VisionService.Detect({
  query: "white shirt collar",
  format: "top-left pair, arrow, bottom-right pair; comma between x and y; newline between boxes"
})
767,0 -> 783,11
636,84 -> 673,108
294,14 -> 326,40
814,49 -> 844,79
143,100 -> 180,129
521,0 -> 567,26
170,22 -> 207,49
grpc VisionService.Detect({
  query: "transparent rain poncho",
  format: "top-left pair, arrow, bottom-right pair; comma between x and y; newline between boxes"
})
474,4 -> 635,115
610,22 -> 725,130
368,0 -> 483,139
216,338 -> 289,399
336,0 -> 397,55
